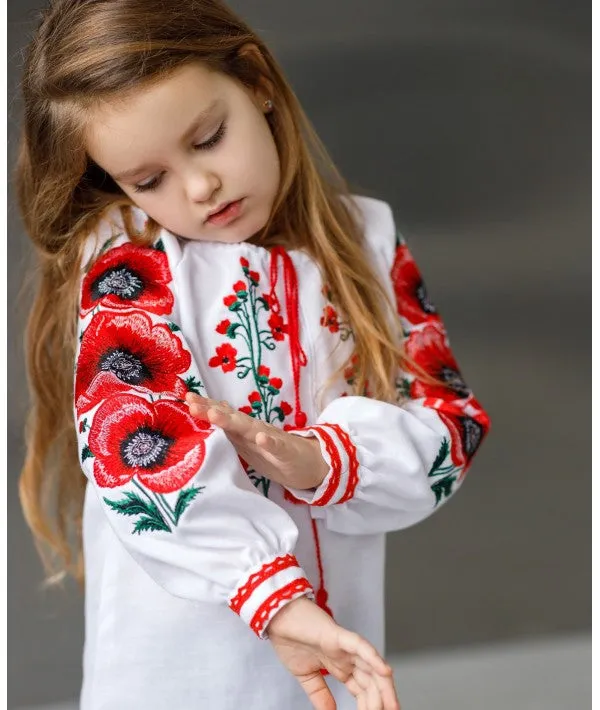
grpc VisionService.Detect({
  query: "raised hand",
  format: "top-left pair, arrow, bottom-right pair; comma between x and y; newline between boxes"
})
186,393 -> 329,491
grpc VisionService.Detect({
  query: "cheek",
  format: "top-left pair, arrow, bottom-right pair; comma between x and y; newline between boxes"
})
228,116 -> 280,187
128,191 -> 183,231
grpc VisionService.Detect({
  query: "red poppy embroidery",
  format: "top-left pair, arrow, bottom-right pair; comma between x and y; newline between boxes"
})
406,323 -> 471,400
261,292 -> 277,310
209,343 -> 238,373
392,243 -> 439,326
268,313 -> 288,341
437,401 -> 490,475
81,243 -> 174,316
320,285 -> 352,341
216,319 -> 231,335
320,305 -> 340,333
89,394 -> 211,493
343,354 -> 360,385
75,311 -> 191,415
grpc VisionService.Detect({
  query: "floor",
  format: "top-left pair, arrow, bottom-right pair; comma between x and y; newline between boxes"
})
14,633 -> 591,710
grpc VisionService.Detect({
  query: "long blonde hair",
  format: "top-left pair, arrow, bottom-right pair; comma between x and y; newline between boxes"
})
17,0 -> 409,583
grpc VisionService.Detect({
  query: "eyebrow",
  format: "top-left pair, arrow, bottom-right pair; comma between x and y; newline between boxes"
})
113,99 -> 223,181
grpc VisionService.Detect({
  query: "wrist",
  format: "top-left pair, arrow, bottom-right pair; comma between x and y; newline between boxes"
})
306,437 -> 329,489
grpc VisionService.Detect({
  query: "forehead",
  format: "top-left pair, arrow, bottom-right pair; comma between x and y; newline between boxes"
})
84,62 -> 231,170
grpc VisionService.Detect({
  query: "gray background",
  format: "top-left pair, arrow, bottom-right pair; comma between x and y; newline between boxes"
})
8,0 -> 590,707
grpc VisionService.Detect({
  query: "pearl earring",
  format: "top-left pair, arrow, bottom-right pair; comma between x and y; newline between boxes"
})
263,99 -> 273,112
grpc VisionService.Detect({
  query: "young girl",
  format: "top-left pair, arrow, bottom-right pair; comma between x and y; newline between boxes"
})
17,1 -> 490,708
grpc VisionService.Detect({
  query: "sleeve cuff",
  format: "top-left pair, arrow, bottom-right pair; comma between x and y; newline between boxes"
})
228,554 -> 313,638
284,424 -> 360,506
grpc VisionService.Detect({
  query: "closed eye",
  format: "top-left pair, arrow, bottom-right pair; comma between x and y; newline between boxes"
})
193,121 -> 227,151
134,173 -> 165,193
133,121 -> 227,193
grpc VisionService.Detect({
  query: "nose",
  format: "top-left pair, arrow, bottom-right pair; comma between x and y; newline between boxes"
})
184,169 -> 221,204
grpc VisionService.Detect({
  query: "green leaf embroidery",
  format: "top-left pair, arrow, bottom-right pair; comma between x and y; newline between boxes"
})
133,516 -> 171,534
104,491 -> 158,517
185,376 -> 203,394
173,486 -> 204,523
168,322 -> 181,332
228,301 -> 242,312
104,492 -> 171,533
226,323 -> 241,338
428,439 -> 450,477
272,406 -> 285,422
81,445 -> 94,463
98,235 -> 119,255
396,377 -> 411,399
256,297 -> 270,311
154,239 -> 165,252
431,475 -> 456,504
248,472 -> 270,497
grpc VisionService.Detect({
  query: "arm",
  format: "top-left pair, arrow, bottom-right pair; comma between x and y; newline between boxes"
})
75,230 -> 312,638
283,206 -> 490,535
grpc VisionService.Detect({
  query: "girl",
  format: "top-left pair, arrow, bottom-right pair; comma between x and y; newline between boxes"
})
16,1 -> 490,708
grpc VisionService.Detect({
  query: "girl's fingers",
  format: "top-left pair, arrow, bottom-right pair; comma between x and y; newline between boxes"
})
352,665 -> 375,692
375,672 -> 401,710
339,632 -> 392,677
357,691 -> 369,710
187,396 -> 293,461
297,672 -> 337,710
365,676 -> 384,710
322,658 -> 362,696
352,659 -> 399,710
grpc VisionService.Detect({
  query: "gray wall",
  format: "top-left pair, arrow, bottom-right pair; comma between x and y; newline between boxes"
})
8,1 -> 590,707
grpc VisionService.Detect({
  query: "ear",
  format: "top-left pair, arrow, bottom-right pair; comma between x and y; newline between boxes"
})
237,43 -> 275,110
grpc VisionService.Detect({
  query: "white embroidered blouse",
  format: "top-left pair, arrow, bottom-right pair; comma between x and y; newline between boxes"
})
74,195 -> 489,709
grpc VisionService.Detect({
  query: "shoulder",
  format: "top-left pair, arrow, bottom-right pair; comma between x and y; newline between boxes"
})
77,206 -> 184,319
345,194 -> 397,273
79,205 -> 184,275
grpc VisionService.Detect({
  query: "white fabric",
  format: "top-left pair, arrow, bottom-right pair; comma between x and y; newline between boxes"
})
76,196 -> 455,709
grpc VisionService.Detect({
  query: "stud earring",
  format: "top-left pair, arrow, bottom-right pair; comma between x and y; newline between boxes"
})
263,99 -> 273,112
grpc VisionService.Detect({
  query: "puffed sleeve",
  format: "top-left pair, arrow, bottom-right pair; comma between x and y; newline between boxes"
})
75,216 -> 312,638
283,199 -> 490,535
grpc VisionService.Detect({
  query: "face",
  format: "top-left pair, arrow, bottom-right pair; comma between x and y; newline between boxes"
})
85,61 -> 281,243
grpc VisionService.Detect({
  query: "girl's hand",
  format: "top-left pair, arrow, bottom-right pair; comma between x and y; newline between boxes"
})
267,596 -> 401,710
186,393 -> 329,490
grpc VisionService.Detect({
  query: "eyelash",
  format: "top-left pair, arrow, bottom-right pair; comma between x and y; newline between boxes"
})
133,121 -> 227,193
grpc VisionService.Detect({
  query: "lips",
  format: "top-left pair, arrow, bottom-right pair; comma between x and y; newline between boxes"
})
205,199 -> 243,227
206,201 -> 233,220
